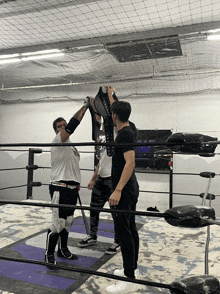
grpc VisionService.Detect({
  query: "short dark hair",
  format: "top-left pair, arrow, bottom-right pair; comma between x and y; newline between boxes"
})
111,101 -> 131,122
129,121 -> 137,141
53,117 -> 66,131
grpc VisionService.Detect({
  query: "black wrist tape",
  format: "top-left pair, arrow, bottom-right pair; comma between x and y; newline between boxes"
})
65,117 -> 80,134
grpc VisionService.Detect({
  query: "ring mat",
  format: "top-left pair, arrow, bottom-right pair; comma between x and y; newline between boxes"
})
0,216 -> 142,294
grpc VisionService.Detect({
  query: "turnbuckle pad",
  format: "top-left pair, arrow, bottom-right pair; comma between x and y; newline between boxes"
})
166,133 -> 217,156
199,193 -> 215,200
200,171 -> 215,178
31,181 -> 42,187
26,165 -> 38,170
164,205 -> 215,228
170,275 -> 220,294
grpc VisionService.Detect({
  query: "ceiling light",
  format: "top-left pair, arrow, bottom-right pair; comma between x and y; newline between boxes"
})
0,58 -> 21,65
0,49 -> 65,64
0,53 -> 20,59
207,34 -> 220,40
21,53 -> 65,61
21,49 -> 62,56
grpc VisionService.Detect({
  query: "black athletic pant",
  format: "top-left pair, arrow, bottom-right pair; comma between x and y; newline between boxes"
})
111,184 -> 139,279
90,176 -> 118,243
49,184 -> 78,219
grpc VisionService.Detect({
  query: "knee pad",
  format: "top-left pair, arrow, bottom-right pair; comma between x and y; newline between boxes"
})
50,218 -> 65,233
65,215 -> 74,232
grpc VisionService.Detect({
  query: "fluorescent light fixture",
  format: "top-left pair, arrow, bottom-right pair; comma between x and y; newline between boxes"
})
207,34 -> 220,40
0,49 -> 65,64
21,49 -> 62,56
0,53 -> 20,59
21,52 -> 65,61
0,58 -> 21,64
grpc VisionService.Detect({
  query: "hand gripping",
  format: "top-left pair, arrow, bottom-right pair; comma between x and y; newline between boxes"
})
93,87 -> 118,156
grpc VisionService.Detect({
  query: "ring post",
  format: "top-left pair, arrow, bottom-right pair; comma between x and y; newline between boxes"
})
169,161 -> 173,208
26,148 -> 42,199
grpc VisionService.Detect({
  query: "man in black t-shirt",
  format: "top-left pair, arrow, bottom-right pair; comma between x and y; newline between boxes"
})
106,96 -> 140,293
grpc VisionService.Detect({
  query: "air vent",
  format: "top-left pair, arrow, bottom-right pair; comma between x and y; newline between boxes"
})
106,35 -> 182,62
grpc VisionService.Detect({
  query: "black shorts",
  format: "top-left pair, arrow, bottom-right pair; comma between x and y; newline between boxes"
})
49,185 -> 78,219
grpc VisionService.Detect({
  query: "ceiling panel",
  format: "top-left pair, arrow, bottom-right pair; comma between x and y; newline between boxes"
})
0,0 -> 220,103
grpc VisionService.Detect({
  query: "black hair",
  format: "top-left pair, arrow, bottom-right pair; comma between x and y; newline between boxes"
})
53,117 -> 66,131
129,120 -> 138,141
111,101 -> 131,122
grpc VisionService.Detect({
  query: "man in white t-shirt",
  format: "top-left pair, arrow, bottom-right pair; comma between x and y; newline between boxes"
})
78,135 -> 120,255
45,98 -> 90,267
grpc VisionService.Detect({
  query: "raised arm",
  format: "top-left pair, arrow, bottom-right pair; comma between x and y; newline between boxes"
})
107,85 -> 116,106
60,98 -> 90,143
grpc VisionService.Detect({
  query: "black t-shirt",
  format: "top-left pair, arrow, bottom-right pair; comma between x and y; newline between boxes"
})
111,126 -> 137,190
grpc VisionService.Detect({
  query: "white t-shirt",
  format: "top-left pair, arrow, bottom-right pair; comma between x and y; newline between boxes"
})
50,133 -> 81,184
98,147 -> 112,178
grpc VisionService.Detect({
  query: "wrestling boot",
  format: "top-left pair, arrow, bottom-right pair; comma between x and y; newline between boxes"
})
57,228 -> 78,260
44,229 -> 59,268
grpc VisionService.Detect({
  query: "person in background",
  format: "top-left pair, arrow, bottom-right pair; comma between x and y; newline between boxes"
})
78,124 -> 120,255
44,98 -> 90,267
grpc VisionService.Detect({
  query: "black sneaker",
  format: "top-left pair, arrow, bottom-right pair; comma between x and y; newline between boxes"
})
57,248 -> 78,260
105,243 -> 121,255
78,235 -> 97,247
44,254 -> 57,268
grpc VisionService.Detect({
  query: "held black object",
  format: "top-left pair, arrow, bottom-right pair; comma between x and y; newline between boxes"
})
94,87 -> 118,156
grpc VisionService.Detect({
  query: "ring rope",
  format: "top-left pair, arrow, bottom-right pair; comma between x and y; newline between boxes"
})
38,183 -> 172,196
0,255 -> 176,291
0,200 -> 167,218
0,148 -> 94,154
1,181 -> 220,198
0,167 -> 27,171
0,149 -> 31,152
135,170 -> 171,175
1,147 -> 219,157
0,141 -> 207,147
0,185 -> 27,191
1,165 -> 220,178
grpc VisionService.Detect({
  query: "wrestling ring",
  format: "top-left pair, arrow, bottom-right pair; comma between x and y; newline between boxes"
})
0,137 -> 220,294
